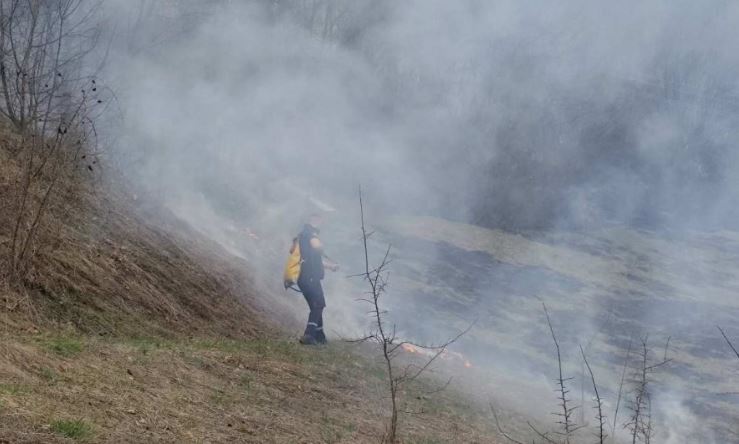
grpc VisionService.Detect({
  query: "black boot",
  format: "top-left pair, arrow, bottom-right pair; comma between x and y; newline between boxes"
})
300,317 -> 320,346
299,334 -> 317,345
315,329 -> 327,344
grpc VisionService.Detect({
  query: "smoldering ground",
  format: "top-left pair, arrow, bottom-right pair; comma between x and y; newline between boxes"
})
99,1 -> 739,441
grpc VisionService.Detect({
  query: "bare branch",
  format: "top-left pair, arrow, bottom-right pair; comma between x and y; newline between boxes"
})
579,344 -> 607,444
612,336 -> 633,438
527,421 -> 559,444
490,404 -> 526,444
543,302 -> 576,443
353,186 -> 470,443
718,326 -> 739,360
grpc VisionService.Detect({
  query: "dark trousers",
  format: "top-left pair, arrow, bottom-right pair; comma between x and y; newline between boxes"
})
297,276 -> 325,341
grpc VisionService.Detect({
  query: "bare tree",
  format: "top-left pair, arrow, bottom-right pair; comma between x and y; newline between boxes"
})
0,0 -> 104,282
353,187 -> 471,443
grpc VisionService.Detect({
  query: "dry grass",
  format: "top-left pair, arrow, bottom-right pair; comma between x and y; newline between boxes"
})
0,132 -> 274,340
0,133 -> 504,443
0,333 -> 499,443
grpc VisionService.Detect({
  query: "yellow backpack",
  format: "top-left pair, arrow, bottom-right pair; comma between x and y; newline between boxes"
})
283,238 -> 302,290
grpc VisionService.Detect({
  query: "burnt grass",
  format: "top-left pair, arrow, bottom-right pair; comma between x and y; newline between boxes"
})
377,228 -> 739,440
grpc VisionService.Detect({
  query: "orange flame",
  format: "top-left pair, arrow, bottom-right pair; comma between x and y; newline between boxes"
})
399,342 -> 474,369
401,343 -> 418,353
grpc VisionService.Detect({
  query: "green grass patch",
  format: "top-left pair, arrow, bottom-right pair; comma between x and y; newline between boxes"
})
39,367 -> 58,383
122,336 -> 175,354
42,337 -> 84,357
191,338 -> 320,364
0,383 -> 27,395
406,438 -> 447,444
210,387 -> 233,406
320,413 -> 355,443
50,419 -> 93,440
239,374 -> 253,391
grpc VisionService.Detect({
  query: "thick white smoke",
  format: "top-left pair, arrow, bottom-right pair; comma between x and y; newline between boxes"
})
97,1 -> 739,441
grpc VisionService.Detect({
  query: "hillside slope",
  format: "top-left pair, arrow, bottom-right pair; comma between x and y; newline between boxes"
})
0,146 -> 503,443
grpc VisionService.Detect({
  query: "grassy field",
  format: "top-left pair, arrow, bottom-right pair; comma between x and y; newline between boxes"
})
0,331 -> 501,443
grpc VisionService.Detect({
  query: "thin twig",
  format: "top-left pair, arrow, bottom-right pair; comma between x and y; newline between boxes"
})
579,344 -> 606,444
718,326 -> 739,360
490,404 -> 525,444
612,336 -> 633,438
543,302 -> 575,443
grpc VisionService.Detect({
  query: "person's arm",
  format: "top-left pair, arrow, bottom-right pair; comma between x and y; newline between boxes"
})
310,237 -> 339,272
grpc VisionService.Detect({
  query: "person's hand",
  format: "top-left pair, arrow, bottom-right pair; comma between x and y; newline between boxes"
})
329,263 -> 339,272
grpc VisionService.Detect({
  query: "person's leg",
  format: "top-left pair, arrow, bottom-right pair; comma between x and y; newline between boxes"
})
306,306 -> 321,337
299,278 -> 324,344
314,308 -> 326,344
312,282 -> 326,344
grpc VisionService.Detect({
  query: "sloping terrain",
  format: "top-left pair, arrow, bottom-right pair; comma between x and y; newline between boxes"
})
0,144 -> 270,340
0,334 -> 499,443
0,146 -> 504,443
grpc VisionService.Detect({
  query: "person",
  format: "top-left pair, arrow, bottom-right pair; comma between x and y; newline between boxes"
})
297,214 -> 338,345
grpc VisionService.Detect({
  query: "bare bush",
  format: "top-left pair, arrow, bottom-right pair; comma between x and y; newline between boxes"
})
492,310 -> 672,444
352,187 -> 471,443
0,0 -> 105,282
624,336 -> 670,444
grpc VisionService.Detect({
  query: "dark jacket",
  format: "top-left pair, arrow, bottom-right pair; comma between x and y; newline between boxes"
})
298,224 -> 324,281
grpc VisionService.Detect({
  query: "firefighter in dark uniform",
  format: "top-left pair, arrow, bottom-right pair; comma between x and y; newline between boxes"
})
297,214 -> 338,345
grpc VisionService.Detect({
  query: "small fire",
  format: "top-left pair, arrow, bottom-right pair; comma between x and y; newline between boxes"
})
401,343 -> 418,353
399,342 -> 473,369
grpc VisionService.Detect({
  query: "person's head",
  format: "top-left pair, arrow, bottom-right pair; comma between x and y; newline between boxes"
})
307,213 -> 323,229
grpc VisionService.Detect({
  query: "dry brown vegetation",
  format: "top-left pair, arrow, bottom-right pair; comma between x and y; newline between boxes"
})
0,334 -> 500,443
0,123 -> 502,442
0,141 -> 270,339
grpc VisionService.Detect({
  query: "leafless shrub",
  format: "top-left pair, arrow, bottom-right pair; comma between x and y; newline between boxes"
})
542,302 -> 582,443
0,0 -> 105,282
624,336 -> 670,444
490,311 -> 671,444
352,187 -> 472,443
491,304 -> 591,444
